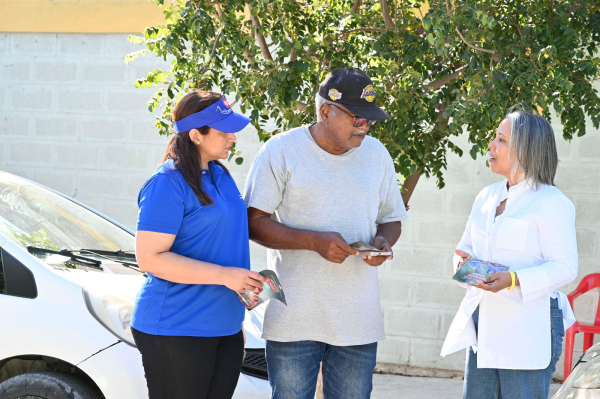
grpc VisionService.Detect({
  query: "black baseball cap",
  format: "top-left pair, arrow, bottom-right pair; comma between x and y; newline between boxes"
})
318,67 -> 389,120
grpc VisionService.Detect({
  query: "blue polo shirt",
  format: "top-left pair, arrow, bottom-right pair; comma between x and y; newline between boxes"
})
131,159 -> 250,337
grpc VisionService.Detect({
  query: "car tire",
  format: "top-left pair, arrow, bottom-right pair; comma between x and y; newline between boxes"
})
0,371 -> 102,399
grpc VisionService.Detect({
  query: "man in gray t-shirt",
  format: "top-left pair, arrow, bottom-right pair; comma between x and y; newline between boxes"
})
243,67 -> 407,399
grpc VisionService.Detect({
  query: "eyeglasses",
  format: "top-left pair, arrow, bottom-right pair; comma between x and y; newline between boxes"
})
328,103 -> 376,127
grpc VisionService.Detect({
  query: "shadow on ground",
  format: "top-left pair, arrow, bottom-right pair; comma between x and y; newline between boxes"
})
372,374 -> 561,399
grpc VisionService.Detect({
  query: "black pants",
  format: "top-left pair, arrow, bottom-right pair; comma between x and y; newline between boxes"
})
132,328 -> 245,399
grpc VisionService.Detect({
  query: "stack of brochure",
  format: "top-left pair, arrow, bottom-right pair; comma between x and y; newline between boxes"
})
452,258 -> 509,285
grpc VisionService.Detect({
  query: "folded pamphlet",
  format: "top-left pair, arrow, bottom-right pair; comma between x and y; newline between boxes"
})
350,240 -> 392,256
234,269 -> 287,309
452,258 -> 509,285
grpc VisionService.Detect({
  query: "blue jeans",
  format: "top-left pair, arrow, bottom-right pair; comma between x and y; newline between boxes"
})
266,340 -> 378,399
464,298 -> 564,399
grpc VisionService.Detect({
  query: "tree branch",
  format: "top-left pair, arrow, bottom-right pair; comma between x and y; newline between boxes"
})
341,27 -> 386,40
424,66 -> 467,90
447,1 -> 498,61
455,28 -> 496,55
511,23 -> 542,72
345,28 -> 387,34
350,0 -> 361,13
314,52 -> 326,95
379,0 -> 395,29
243,50 -> 254,65
285,38 -> 321,60
247,3 -> 273,60
463,89 -> 488,102
445,0 -> 456,16
214,4 -> 223,20
296,101 -> 307,112
436,102 -> 449,129
570,1 -> 584,13
198,30 -> 222,74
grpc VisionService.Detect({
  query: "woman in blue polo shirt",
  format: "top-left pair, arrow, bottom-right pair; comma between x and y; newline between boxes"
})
131,91 -> 266,399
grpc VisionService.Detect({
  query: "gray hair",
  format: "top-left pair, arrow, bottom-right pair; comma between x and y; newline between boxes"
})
505,110 -> 558,188
315,93 -> 336,122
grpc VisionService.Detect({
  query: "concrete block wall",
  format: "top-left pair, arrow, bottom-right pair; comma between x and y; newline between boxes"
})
1,33 -> 599,379
0,33 -> 172,227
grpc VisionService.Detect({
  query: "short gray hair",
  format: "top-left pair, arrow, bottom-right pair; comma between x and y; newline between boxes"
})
315,93 -> 336,122
505,110 -> 558,188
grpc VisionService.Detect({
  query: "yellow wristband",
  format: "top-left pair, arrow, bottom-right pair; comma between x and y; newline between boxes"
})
507,271 -> 516,290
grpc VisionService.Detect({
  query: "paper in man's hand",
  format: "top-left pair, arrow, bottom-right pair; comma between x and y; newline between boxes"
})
350,240 -> 392,256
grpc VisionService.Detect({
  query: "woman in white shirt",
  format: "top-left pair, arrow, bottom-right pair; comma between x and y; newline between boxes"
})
441,110 -> 578,399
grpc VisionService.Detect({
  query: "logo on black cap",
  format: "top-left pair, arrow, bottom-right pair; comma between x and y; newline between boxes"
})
317,67 -> 390,121
328,89 -> 343,101
361,85 -> 376,102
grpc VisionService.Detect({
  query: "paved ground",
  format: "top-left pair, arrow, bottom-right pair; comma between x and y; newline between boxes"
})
372,374 -> 562,398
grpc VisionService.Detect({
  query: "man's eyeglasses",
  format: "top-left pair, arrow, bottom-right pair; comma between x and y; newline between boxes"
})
328,103 -> 376,128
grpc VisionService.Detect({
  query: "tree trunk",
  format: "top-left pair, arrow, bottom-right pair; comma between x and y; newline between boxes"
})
401,171 -> 421,210
379,0 -> 395,29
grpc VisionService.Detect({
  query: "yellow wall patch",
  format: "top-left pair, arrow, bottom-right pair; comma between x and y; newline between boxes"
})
0,0 -> 166,33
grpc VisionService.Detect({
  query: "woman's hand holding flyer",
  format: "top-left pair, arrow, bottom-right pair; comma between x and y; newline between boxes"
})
454,249 -> 472,271
234,270 -> 287,310
451,257 -> 511,292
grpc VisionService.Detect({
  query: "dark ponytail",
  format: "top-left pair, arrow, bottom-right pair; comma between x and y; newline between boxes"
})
162,91 -> 230,206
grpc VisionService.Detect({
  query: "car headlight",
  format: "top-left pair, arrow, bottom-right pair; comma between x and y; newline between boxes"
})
82,287 -> 136,347
581,346 -> 600,363
573,358 -> 600,389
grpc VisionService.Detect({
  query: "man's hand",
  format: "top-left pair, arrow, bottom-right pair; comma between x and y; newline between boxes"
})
362,236 -> 392,267
312,232 -> 359,263
470,271 -> 512,293
455,249 -> 472,271
243,287 -> 263,310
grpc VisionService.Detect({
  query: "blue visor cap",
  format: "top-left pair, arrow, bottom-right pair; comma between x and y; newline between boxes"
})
173,97 -> 251,134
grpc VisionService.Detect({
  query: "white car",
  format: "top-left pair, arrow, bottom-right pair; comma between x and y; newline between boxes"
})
552,341 -> 600,399
0,171 -> 271,399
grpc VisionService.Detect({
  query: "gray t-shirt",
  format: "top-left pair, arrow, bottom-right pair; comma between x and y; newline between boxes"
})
243,125 -> 408,346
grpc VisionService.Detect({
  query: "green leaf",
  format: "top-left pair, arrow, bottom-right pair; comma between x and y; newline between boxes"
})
125,49 -> 146,64
422,18 -> 431,31
427,33 -> 435,46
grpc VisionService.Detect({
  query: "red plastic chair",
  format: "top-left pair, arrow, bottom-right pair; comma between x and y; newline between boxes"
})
563,273 -> 600,380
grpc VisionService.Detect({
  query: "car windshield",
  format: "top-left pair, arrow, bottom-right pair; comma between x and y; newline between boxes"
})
0,172 -> 137,274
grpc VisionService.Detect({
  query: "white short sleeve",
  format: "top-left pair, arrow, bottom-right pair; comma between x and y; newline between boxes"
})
243,139 -> 286,214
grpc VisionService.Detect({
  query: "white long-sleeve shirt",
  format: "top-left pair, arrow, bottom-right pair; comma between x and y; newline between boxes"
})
440,179 -> 578,369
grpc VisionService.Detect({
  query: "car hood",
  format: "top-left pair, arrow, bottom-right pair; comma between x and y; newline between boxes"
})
50,265 -> 268,349
49,266 -> 145,299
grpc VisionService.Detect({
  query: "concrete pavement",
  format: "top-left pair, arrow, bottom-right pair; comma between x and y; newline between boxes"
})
372,374 -> 561,398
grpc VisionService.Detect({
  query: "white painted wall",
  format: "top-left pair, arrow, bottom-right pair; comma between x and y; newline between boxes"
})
1,32 -> 598,378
